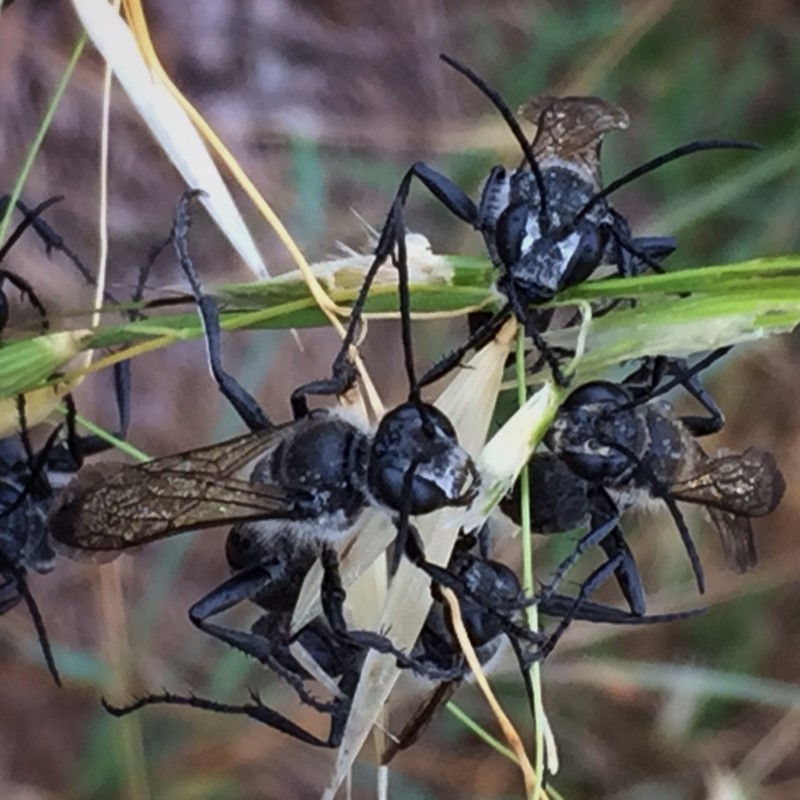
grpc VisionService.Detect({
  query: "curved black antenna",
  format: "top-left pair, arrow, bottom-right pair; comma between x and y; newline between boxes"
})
576,139 -> 761,221
439,54 -> 550,235
14,570 -> 62,686
602,437 -> 705,594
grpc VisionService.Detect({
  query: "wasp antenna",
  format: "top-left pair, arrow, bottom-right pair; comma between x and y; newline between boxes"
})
15,574 -> 62,687
439,53 -> 550,234
577,139 -> 761,221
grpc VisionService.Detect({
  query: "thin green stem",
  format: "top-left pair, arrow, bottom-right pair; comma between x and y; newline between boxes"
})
445,702 -> 519,763
516,329 -> 547,800
70,411 -> 150,462
0,32 -> 87,244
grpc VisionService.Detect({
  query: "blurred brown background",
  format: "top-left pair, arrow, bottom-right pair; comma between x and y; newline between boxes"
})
0,1 -> 799,798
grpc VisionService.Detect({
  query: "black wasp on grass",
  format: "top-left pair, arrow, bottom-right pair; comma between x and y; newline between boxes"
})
0,196 -> 132,686
48,190 -> 525,745
380,523 -> 704,763
351,55 -> 759,388
502,354 -> 785,618
0,401 -> 121,687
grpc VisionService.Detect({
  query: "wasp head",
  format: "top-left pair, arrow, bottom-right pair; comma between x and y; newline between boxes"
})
368,402 -> 479,514
546,381 -> 641,483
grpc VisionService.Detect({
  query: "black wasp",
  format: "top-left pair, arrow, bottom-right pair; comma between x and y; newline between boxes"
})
99,524 -> 531,748
503,356 -> 785,615
100,520 -> 691,750
0,195 -> 132,686
0,425 -> 64,685
381,525 -> 703,763
344,54 -> 758,387
49,191 -> 485,741
0,398 -> 119,686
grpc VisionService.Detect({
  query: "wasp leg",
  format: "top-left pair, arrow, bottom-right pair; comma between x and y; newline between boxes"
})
188,567 -> 335,713
0,270 -> 48,333
621,350 -> 728,437
417,303 -> 513,390
535,554 -> 631,660
598,527 -> 647,616
534,515 -> 621,606
101,690 -> 346,748
293,163 -> 479,416
318,546 -> 468,681
171,190 -> 272,433
538,592 -> 705,625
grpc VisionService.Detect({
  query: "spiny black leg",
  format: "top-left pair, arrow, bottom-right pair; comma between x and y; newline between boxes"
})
417,302 -> 513,389
607,229 -> 670,276
0,270 -> 48,332
505,283 -> 569,387
172,190 -> 271,432
134,234 -> 172,308
292,162 -> 479,417
57,393 -> 118,466
15,394 -> 35,467
13,570 -> 61,686
319,544 -> 466,680
535,515 -> 620,606
401,531 -> 541,647
538,592 -> 705,625
666,354 -> 728,437
0,424 -> 62,518
507,633 -> 537,719
622,353 -> 725,437
0,196 -> 64,264
598,526 -> 646,616
189,568 -> 334,713
660,493 -> 705,595
289,350 -> 357,420
102,690 -> 342,748
628,235 -> 677,268
5,196 -> 96,286
388,458 -> 422,577
538,553 -> 627,659
62,393 -> 84,468
630,346 -> 731,410
589,487 -> 646,615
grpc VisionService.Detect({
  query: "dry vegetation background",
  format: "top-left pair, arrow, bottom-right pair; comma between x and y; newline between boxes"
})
1,1 -> 799,798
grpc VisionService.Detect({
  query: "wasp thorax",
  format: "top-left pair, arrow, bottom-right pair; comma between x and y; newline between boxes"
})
456,556 -> 521,647
368,402 -> 478,514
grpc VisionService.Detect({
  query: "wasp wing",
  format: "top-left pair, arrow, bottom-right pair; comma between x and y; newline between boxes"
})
670,448 -> 785,517
705,506 -> 758,573
381,680 -> 459,764
48,426 -> 304,552
670,448 -> 784,573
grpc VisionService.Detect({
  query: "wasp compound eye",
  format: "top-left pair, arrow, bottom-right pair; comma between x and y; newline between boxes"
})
496,202 -> 529,266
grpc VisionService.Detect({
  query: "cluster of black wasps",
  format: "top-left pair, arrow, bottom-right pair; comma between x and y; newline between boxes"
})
0,56 -> 786,762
